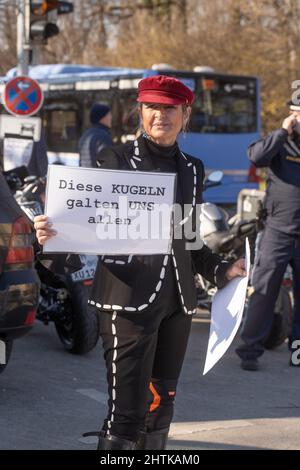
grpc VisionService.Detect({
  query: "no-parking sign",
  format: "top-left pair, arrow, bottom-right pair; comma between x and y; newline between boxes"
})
3,76 -> 44,117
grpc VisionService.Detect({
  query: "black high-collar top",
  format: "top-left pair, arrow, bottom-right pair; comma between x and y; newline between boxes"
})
142,135 -> 178,173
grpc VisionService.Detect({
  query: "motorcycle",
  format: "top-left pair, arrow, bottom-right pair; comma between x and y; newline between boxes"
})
4,168 -> 100,355
196,171 -> 294,350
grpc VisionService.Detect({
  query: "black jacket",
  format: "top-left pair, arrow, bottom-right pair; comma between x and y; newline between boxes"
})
248,128 -> 300,235
86,135 -> 230,315
79,123 -> 113,168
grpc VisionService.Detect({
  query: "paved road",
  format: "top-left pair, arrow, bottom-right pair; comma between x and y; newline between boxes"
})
0,317 -> 299,450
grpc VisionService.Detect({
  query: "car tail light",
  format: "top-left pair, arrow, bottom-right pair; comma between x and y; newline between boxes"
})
5,216 -> 34,265
24,309 -> 37,325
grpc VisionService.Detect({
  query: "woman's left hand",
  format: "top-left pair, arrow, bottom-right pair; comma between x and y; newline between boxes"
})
225,258 -> 247,281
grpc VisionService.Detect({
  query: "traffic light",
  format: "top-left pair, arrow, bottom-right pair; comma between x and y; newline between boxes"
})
29,1 -> 73,43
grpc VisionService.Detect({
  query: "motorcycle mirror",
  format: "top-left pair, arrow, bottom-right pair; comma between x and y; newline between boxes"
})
207,171 -> 223,183
24,175 -> 37,184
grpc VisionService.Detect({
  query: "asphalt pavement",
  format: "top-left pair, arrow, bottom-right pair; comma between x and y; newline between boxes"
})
0,316 -> 299,450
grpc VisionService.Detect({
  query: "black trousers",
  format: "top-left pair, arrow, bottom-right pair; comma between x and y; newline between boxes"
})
98,264 -> 192,442
236,226 -> 300,359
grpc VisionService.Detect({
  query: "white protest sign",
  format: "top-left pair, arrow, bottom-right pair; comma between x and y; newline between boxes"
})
203,238 -> 250,375
44,165 -> 176,255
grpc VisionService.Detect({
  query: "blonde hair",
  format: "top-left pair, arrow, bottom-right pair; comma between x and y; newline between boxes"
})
182,104 -> 191,133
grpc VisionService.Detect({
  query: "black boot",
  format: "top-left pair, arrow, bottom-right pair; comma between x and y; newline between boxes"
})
136,428 -> 169,450
98,433 -> 137,450
83,431 -> 136,450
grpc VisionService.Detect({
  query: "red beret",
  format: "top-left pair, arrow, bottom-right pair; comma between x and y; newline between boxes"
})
137,75 -> 195,106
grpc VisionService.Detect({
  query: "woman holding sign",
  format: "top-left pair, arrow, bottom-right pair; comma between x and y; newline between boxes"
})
34,75 -> 245,450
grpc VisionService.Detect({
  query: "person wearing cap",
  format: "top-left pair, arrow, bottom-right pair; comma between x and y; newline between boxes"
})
79,103 -> 113,168
34,75 -> 245,450
236,100 -> 300,371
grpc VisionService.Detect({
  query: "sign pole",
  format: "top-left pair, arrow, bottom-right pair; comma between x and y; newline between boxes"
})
16,0 -> 30,76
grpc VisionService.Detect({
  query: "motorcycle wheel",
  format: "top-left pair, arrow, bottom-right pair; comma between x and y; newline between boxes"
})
54,282 -> 100,354
263,285 -> 293,350
0,340 -> 13,374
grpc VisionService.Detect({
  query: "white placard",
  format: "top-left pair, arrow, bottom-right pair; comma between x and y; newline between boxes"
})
44,165 -> 176,255
203,238 -> 250,375
3,137 -> 33,171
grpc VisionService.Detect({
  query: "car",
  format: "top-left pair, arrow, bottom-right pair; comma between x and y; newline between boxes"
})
0,170 -> 40,374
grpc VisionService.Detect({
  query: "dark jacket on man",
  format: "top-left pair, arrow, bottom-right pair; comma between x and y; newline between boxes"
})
248,128 -> 300,235
79,123 -> 113,168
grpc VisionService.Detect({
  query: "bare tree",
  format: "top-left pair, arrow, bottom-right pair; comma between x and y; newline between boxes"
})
0,0 -> 299,132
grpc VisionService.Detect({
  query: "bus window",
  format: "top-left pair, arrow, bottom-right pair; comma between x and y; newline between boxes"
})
43,105 -> 79,153
190,77 -> 257,134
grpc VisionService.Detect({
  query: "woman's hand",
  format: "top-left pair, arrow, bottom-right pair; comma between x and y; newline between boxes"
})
225,258 -> 247,281
33,215 -> 57,245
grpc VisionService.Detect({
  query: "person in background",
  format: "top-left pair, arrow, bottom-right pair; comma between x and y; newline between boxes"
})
236,99 -> 300,371
79,103 -> 113,168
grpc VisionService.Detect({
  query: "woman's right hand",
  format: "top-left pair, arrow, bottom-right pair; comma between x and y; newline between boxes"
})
33,215 -> 57,245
